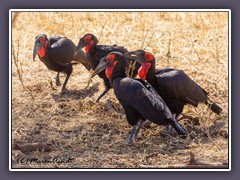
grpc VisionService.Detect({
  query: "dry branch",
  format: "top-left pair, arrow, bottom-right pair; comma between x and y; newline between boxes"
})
12,40 -> 34,99
13,142 -> 51,153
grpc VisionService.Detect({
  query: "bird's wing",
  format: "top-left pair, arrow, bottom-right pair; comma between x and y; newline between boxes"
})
115,78 -> 173,125
156,69 -> 208,106
155,68 -> 174,75
95,45 -> 127,60
49,37 -> 76,66
49,36 -> 62,44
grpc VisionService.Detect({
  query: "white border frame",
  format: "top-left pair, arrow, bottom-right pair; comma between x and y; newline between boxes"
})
9,9 -> 231,171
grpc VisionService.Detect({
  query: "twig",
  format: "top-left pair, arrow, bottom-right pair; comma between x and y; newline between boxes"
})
146,35 -> 163,49
142,30 -> 155,50
128,29 -> 149,77
12,40 -> 34,99
98,19 -> 108,42
85,69 -> 94,88
166,38 -> 172,59
140,29 -> 149,49
192,42 -> 201,60
13,142 -> 51,153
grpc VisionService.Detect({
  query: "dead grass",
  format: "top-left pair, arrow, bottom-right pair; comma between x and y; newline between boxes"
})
11,11 -> 229,169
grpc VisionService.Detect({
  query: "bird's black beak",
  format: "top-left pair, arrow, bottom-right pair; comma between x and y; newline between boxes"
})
33,42 -> 44,61
75,37 -> 89,55
124,50 -> 146,63
92,56 -> 112,78
73,47 -> 87,62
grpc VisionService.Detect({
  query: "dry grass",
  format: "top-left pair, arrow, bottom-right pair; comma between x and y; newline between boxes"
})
11,11 -> 229,169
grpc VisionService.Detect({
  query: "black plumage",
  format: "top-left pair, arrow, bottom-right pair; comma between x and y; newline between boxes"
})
125,50 -> 222,122
75,33 -> 141,102
33,34 -> 91,91
92,52 -> 187,143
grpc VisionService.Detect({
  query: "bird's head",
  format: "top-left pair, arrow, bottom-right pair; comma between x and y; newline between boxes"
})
33,34 -> 49,61
92,51 -> 126,79
75,33 -> 98,54
124,50 -> 155,80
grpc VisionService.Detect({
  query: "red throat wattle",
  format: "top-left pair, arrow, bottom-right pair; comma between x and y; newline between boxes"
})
38,41 -> 49,58
138,63 -> 152,80
105,61 -> 118,79
85,40 -> 94,53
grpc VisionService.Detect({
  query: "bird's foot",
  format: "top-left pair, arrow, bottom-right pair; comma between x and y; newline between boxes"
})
142,121 -> 152,129
56,79 -> 61,86
165,124 -> 173,134
95,98 -> 100,103
125,138 -> 135,145
60,87 -> 69,94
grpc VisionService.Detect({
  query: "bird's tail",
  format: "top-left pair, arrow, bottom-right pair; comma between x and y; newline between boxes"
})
204,99 -> 222,115
169,119 -> 188,138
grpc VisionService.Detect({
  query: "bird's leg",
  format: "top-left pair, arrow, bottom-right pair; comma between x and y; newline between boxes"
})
85,69 -> 94,89
134,120 -> 144,139
96,88 -> 110,102
56,72 -> 61,86
61,65 -> 73,92
126,124 -> 138,144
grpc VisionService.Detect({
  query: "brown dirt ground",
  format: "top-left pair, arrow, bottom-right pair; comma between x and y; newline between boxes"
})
11,11 -> 229,169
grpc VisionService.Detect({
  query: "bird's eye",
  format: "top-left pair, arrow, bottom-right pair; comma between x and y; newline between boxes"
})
84,35 -> 92,42
144,52 -> 154,61
106,54 -> 115,62
39,36 -> 45,43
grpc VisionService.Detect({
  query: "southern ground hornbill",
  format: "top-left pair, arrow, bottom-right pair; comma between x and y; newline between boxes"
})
92,51 -> 188,144
75,33 -> 141,102
33,34 -> 91,91
125,50 -> 222,124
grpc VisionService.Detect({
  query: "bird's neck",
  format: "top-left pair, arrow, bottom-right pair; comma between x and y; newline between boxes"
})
146,63 -> 159,90
109,62 -> 128,87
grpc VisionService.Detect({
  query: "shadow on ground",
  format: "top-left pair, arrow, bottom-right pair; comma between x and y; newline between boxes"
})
51,82 -> 100,101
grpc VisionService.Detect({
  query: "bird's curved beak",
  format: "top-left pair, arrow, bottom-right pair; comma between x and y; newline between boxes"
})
75,37 -> 89,55
92,56 -> 112,78
73,47 -> 87,62
33,42 -> 44,61
124,50 -> 147,63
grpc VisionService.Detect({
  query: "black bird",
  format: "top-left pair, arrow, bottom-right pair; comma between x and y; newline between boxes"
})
92,51 -> 187,143
125,50 -> 222,123
75,33 -> 141,102
33,34 -> 91,91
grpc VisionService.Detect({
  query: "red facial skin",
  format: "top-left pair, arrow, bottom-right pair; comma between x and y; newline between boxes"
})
105,54 -> 118,79
84,35 -> 94,53
85,40 -> 94,53
105,61 -> 117,79
138,63 -> 152,80
138,52 -> 154,80
38,40 -> 49,58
